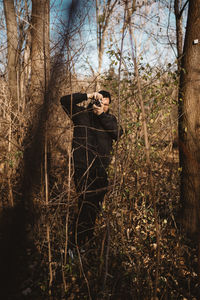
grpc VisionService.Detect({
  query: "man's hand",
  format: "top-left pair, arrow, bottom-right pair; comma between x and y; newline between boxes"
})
87,92 -> 104,115
87,92 -> 103,101
93,103 -> 104,115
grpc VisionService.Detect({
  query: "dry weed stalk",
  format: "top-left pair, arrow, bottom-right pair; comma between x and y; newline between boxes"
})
44,130 -> 53,293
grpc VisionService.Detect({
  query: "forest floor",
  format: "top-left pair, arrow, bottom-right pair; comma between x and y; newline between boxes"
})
0,150 -> 200,300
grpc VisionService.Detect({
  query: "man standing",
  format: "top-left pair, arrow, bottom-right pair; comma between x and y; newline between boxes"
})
60,90 -> 123,247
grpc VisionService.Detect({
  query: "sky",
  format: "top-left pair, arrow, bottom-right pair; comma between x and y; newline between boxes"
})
0,0 -> 188,75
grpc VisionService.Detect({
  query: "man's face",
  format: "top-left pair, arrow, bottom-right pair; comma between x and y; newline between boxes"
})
102,97 -> 110,113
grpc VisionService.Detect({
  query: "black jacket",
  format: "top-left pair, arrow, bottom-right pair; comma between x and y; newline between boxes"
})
60,93 -> 123,170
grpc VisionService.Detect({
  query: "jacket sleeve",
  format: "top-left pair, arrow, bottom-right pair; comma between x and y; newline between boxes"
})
98,112 -> 123,141
60,93 -> 88,118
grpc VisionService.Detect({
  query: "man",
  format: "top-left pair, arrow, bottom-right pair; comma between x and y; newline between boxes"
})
60,90 -> 123,247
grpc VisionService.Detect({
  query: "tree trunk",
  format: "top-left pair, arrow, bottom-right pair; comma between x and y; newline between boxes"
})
31,0 -> 50,104
3,0 -> 18,105
21,0 -> 50,219
174,0 -> 183,71
3,0 -> 19,206
178,0 -> 200,236
95,0 -> 117,88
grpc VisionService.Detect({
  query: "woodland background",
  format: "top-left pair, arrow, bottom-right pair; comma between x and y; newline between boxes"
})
0,0 -> 200,299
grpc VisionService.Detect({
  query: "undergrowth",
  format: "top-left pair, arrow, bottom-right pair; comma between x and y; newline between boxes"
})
12,146 -> 199,300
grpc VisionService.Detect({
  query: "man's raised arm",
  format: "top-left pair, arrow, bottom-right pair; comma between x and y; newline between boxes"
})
60,93 -> 89,117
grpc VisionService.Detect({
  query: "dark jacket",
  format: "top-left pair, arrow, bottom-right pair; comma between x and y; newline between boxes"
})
60,93 -> 123,170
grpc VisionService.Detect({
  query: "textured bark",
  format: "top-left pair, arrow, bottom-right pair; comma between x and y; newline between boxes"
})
178,0 -> 200,235
31,0 -> 50,104
3,0 -> 18,105
174,0 -> 183,71
20,0 -> 50,219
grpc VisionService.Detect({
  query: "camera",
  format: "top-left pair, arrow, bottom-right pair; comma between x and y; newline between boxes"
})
91,98 -> 102,107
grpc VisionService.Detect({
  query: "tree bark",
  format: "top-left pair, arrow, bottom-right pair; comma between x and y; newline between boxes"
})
3,0 -> 18,105
174,0 -> 183,71
21,0 -> 50,218
3,0 -> 19,206
178,0 -> 200,236
31,0 -> 50,104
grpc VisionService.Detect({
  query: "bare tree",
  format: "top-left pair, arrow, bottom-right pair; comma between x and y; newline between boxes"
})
3,0 -> 19,206
174,0 -> 184,71
30,0 -> 50,104
125,1 -> 160,298
3,0 -> 18,105
95,0 -> 117,86
178,0 -> 200,238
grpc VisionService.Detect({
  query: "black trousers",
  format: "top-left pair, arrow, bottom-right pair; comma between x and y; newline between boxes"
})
73,166 -> 108,246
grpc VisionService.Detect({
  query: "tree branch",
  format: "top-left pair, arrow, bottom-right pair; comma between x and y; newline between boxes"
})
179,0 -> 189,19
